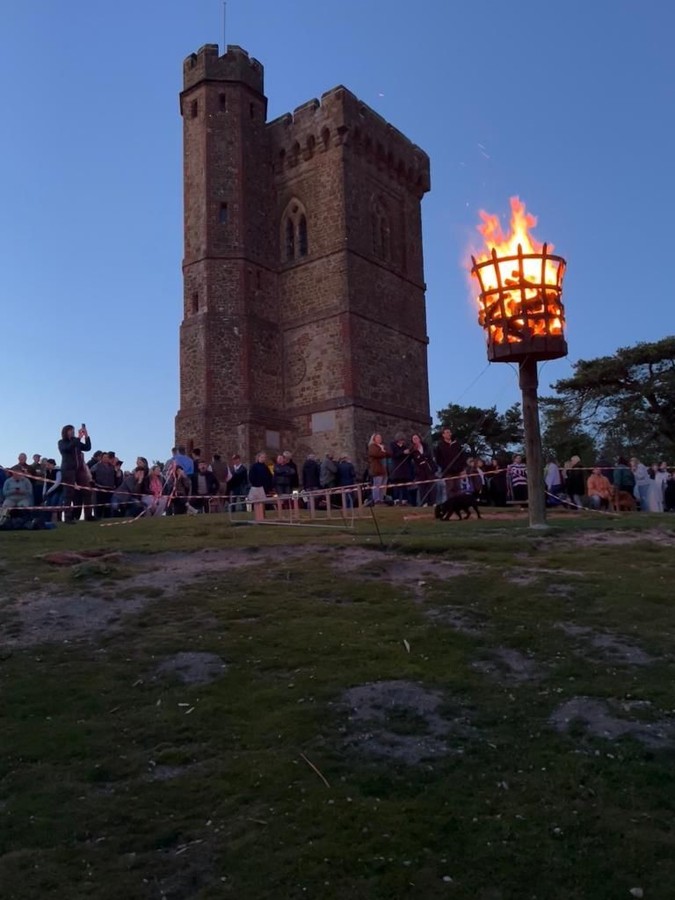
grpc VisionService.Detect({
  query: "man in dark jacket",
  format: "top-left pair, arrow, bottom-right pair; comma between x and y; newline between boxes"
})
249,452 -> 273,495
86,450 -> 104,469
91,452 -> 117,518
390,434 -> 412,505
302,454 -> 321,492
273,455 -> 294,499
337,454 -> 357,508
210,454 -> 231,489
228,455 -> 249,509
282,451 -> 299,490
28,455 -> 44,506
320,453 -> 338,489
190,461 -> 220,512
434,428 -> 467,498
58,424 -> 92,522
111,467 -> 147,517
247,452 -> 273,519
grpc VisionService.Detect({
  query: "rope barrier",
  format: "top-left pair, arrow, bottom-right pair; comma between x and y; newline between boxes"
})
2,445 -> 669,523
1,463 -> 665,518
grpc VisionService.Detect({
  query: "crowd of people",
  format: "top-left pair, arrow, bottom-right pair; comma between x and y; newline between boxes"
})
543,454 -> 675,513
1,422 -> 674,529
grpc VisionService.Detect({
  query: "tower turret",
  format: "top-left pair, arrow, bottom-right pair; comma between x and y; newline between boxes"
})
176,45 -> 285,459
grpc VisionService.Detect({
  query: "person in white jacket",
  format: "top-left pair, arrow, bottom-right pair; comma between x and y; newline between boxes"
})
648,462 -> 668,512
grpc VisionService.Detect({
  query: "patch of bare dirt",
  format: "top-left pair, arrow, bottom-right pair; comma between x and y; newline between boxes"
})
504,572 -> 539,586
106,545 -> 468,601
472,647 -> 543,683
127,545 -> 311,592
556,622 -> 655,666
565,528 -> 675,547
154,651 -> 226,685
550,696 -> 675,749
2,589 -> 150,648
3,545 -> 471,647
3,546 -> 323,647
341,680 -> 475,764
144,762 -> 204,782
331,548 -> 471,599
425,606 -> 487,637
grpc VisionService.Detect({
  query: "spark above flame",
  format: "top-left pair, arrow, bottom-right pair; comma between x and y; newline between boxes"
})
471,197 -> 565,346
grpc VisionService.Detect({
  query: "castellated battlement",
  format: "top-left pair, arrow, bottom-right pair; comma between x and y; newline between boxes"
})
268,86 -> 430,196
177,43 -> 431,463
183,44 -> 264,94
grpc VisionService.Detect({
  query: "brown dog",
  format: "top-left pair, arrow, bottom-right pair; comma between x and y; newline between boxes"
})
611,487 -> 637,512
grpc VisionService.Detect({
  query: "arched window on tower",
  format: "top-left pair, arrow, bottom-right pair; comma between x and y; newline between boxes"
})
380,217 -> 390,261
371,211 -> 381,257
281,200 -> 309,263
298,216 -> 308,257
371,198 -> 391,263
285,218 -> 295,262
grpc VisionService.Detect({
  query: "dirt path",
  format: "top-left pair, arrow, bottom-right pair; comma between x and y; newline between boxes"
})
0,545 -> 471,647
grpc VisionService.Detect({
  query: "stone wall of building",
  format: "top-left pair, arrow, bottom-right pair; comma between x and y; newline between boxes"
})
176,45 -> 431,469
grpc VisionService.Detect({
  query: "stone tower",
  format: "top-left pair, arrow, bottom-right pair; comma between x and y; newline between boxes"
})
176,44 -> 431,465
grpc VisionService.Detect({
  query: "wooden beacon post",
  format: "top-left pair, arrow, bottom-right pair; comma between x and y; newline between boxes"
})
471,242 -> 569,529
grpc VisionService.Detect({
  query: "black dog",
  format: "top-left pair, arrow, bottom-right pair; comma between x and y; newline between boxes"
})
434,492 -> 482,521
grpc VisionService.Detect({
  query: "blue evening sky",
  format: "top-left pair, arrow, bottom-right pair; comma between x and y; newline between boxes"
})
2,0 -> 673,466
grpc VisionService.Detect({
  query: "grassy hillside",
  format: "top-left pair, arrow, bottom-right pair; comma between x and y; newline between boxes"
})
1,510 -> 674,899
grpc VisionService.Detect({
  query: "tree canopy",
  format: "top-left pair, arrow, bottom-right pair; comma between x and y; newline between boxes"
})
435,403 -> 523,459
540,397 -> 597,464
546,337 -> 675,460
436,339 -> 675,464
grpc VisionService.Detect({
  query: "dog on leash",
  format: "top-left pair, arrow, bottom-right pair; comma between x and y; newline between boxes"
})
435,492 -> 482,521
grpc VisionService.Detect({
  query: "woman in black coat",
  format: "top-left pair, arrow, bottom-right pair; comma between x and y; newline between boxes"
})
410,433 -> 435,506
273,455 -> 294,502
564,456 -> 585,508
58,424 -> 92,522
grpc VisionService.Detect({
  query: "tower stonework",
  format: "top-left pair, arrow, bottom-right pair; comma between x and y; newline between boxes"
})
176,44 -> 431,464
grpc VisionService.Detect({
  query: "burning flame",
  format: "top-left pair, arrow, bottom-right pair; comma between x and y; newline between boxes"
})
471,197 -> 564,345
476,196 -> 549,260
